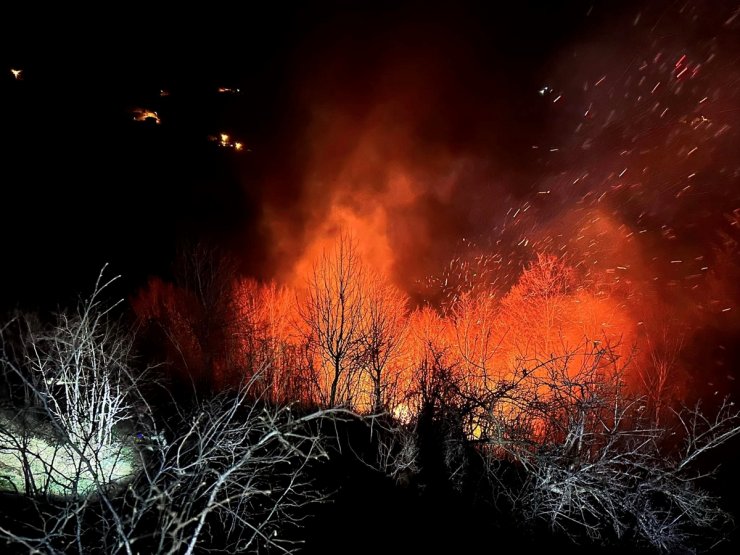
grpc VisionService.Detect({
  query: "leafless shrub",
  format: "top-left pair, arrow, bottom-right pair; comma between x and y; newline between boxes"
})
0,268 -> 336,554
0,266 -> 143,498
371,418 -> 419,485
471,340 -> 740,552
114,379 -> 332,555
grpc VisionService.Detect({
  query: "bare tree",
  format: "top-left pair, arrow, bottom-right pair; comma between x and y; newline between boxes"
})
388,294 -> 740,552
299,232 -> 365,407
372,417 -> 420,485
111,376 -> 332,555
638,326 -> 685,426
356,273 -> 408,414
0,268 -> 336,554
451,290 -> 509,405
468,339 -> 740,552
132,241 -> 244,391
499,253 -> 574,358
0,267 -> 143,499
233,279 -> 311,405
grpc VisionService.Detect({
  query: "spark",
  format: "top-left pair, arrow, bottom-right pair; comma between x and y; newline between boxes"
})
726,6 -> 740,25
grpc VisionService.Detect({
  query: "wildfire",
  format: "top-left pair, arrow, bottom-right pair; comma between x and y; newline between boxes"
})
133,235 -> 660,425
132,0 -> 738,438
209,133 -> 244,151
131,108 -> 161,124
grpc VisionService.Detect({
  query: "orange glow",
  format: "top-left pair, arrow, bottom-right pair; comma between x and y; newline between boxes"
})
131,108 -> 161,124
133,233 -> 692,429
127,5 -> 739,454
261,82 -> 468,296
209,133 -> 245,151
134,34 -> 740,411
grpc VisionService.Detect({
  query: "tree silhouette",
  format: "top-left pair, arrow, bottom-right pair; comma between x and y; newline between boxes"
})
300,232 -> 365,407
357,273 -> 408,413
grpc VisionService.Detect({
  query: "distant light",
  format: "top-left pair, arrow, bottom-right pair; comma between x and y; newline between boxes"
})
131,108 -> 161,124
208,133 -> 245,151
11,68 -> 22,80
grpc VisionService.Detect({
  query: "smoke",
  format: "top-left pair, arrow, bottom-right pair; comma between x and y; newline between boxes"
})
240,1 -> 740,397
253,3 -> 549,291
529,0 -> 740,396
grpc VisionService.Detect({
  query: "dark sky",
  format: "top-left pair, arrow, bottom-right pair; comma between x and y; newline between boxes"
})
2,1 -> 739,315
0,2 -> 587,310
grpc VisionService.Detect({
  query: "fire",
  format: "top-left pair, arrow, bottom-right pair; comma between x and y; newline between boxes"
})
132,235 -> 657,423
131,0 -> 739,431
209,133 -> 245,151
131,108 -> 161,124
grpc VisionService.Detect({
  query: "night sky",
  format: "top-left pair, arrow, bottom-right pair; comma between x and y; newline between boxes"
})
0,2 -> 621,307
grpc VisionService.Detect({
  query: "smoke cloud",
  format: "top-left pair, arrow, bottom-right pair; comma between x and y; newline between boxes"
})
244,1 -> 740,397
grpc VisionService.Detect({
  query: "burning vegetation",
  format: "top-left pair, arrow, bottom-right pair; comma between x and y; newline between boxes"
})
130,233 -> 719,420
125,231 -> 740,552
208,132 -> 244,150
130,107 -> 161,124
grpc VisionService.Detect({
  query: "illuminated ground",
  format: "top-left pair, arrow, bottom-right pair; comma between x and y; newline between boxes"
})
0,416 -> 138,497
